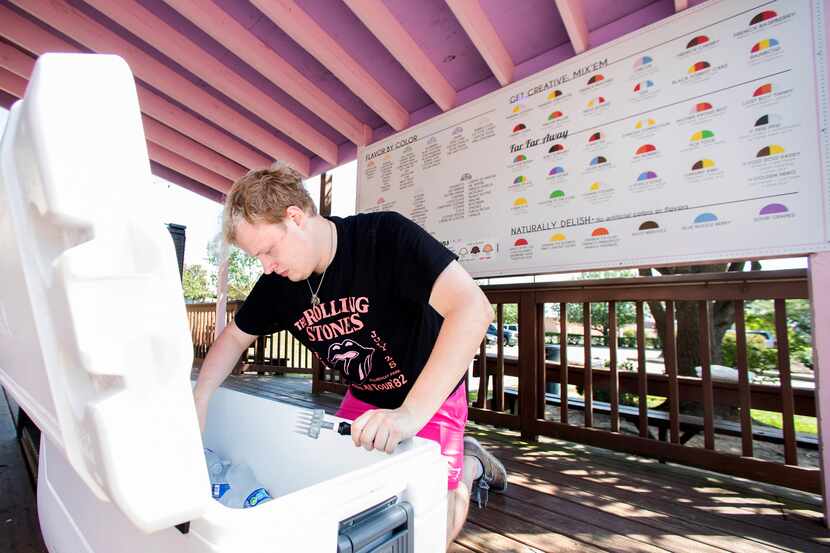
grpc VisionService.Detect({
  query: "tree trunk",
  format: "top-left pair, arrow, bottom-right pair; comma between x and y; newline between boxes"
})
639,261 -> 760,375
639,262 -> 761,415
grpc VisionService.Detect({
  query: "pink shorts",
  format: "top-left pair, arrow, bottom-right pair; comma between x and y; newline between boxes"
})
336,384 -> 468,490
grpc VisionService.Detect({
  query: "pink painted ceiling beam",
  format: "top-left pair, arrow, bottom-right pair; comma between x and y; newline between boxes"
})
675,0 -> 689,11
0,4 -> 272,172
8,0 -> 310,175
164,0 -> 372,147
554,0 -> 590,54
142,115 -> 247,182
136,87 -> 270,171
343,0 -> 456,111
147,142 -> 232,194
445,0 -> 514,87
0,71 -> 232,195
82,0 -> 336,165
0,67 -> 27,97
0,41 -> 36,78
251,0 -> 410,132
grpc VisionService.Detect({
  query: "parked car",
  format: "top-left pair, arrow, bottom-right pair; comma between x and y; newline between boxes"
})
486,323 -> 516,346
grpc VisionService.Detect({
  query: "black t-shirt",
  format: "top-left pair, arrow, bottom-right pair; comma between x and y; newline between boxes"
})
234,211 -> 458,409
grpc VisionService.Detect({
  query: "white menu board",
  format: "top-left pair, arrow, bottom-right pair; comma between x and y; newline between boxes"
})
356,0 -> 830,278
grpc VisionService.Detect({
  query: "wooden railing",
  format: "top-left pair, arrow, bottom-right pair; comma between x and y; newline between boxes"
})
186,301 -> 313,374
470,269 -> 820,493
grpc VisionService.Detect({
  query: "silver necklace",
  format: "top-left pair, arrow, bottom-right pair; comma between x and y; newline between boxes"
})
306,220 -> 334,307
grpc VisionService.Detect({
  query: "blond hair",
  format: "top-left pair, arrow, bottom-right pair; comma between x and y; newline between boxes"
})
223,165 -> 317,245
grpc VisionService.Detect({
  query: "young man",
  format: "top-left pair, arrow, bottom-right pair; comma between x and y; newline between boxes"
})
193,166 -> 507,546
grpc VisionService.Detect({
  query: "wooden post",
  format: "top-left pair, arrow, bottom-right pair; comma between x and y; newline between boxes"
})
214,238 -> 229,340
808,252 -> 830,525
312,171 -> 333,394
518,292 -> 539,441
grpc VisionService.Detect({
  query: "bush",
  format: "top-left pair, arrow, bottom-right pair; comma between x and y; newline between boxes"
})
721,333 -> 777,373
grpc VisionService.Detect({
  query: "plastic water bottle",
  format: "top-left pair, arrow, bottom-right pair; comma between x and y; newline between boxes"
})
203,448 -> 230,501
218,462 -> 272,509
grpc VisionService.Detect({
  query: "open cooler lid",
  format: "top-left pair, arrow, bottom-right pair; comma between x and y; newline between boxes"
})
0,54 -> 210,533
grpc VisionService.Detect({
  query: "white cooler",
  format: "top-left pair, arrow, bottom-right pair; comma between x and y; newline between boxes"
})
0,53 -> 448,553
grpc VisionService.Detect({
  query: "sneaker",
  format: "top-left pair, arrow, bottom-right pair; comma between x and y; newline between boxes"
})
464,436 -> 507,508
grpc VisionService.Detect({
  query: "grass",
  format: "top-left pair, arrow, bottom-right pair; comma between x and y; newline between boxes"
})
751,409 -> 817,435
467,387 -> 817,436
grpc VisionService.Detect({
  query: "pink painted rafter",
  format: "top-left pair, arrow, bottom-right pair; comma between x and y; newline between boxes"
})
343,0 -> 456,111
8,0 -> 310,174
83,0 -> 337,165
445,0 -> 514,87
0,63 -> 233,195
555,0 -> 590,54
163,0 -> 372,148
147,142 -> 233,194
0,4 -> 271,172
0,66 -> 27,97
251,0 -> 410,132
141,116 -> 247,182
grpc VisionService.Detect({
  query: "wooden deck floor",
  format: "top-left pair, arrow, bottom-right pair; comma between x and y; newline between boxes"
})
5,373 -> 830,552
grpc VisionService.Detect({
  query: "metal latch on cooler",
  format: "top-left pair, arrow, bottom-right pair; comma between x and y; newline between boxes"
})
337,498 -> 414,553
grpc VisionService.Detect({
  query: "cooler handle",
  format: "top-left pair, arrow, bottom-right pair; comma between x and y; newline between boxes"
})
337,499 -> 414,553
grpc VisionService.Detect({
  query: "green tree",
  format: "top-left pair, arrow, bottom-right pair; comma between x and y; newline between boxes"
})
208,238 -> 262,301
565,301 -> 637,346
182,264 -> 214,303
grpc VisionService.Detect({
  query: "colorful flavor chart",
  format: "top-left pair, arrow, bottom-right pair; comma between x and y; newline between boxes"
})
754,83 -> 772,97
757,144 -> 785,157
688,61 -> 711,74
691,130 -> 715,141
760,203 -> 788,215
634,55 -> 653,68
692,159 -> 715,170
634,80 -> 655,92
755,114 -> 782,126
750,10 -> 777,26
694,213 -> 718,223
752,38 -> 780,53
687,35 -> 710,48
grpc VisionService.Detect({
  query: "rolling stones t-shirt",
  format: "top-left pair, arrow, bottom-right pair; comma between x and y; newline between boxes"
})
234,211 -> 458,409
